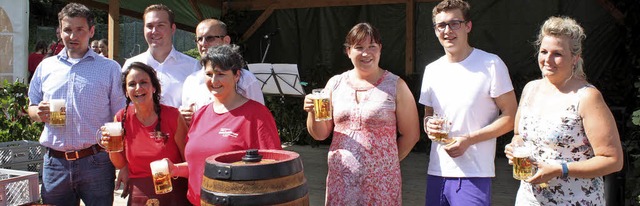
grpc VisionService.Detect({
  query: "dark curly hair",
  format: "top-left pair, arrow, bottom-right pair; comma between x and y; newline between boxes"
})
121,62 -> 163,138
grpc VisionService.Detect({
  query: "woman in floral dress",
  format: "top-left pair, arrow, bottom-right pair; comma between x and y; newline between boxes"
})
504,16 -> 623,205
303,23 -> 420,205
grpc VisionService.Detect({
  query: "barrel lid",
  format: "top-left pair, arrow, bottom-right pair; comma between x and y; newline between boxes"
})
204,149 -> 303,180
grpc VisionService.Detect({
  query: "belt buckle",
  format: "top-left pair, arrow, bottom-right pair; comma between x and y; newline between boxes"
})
64,151 -> 79,160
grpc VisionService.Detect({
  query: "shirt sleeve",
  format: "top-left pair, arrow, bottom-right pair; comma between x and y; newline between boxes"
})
255,104 -> 282,150
109,62 -> 127,117
28,62 -> 44,106
489,56 -> 514,98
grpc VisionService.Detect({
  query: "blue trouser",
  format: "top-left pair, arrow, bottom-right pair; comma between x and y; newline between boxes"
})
41,150 -> 115,206
425,175 -> 492,206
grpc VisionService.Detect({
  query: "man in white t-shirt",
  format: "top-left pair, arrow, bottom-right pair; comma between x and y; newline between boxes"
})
180,19 -> 264,125
419,0 -> 517,205
121,4 -> 199,108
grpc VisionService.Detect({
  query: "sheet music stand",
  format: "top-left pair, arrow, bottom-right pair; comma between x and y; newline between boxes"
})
247,63 -> 305,97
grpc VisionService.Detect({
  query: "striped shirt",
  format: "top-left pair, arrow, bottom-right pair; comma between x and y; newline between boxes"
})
28,48 -> 126,151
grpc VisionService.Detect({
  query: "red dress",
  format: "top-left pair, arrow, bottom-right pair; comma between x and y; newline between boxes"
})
184,100 -> 282,205
325,70 -> 402,205
116,104 -> 190,206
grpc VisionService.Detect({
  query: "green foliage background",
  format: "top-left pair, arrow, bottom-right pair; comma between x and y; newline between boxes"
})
0,80 -> 43,142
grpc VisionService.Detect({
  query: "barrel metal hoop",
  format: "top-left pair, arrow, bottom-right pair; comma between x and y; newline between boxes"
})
201,181 -> 308,206
205,157 -> 303,180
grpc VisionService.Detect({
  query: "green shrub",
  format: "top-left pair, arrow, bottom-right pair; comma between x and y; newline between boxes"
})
0,80 -> 43,142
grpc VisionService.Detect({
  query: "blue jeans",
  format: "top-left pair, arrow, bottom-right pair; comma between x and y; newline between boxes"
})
41,150 -> 115,206
425,175 -> 491,206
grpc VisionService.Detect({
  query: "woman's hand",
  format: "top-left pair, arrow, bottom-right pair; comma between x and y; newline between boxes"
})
504,142 -> 514,165
303,94 -> 315,113
99,126 -> 113,147
115,166 -> 130,198
525,161 -> 562,185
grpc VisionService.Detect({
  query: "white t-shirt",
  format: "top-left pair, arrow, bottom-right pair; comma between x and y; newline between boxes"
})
181,68 -> 264,111
122,48 -> 199,108
419,48 -> 514,177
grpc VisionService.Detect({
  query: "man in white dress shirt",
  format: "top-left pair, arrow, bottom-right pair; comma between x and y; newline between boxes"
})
121,4 -> 199,108
180,18 -> 264,125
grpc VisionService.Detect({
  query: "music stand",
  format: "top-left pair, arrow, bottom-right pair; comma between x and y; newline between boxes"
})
247,63 -> 305,97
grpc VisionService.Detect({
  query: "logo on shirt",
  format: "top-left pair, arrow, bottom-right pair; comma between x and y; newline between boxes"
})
219,128 -> 238,138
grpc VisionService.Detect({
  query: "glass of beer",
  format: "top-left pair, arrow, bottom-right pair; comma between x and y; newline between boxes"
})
96,122 -> 124,152
512,142 -> 536,180
49,99 -> 66,126
312,88 -> 332,121
150,159 -> 173,194
424,115 -> 455,145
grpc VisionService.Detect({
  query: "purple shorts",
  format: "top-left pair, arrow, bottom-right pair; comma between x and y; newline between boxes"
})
425,175 -> 491,206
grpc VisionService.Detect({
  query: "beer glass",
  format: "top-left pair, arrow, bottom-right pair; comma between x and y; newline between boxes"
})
424,115 -> 455,145
49,99 -> 66,126
96,122 -> 124,152
512,142 -> 536,180
150,159 -> 173,194
312,88 -> 332,121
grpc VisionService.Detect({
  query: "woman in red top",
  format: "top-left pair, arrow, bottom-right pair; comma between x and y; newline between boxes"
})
102,62 -> 190,205
28,40 -> 48,81
168,44 -> 282,205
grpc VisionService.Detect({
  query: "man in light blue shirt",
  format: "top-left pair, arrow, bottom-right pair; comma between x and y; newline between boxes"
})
27,3 -> 125,206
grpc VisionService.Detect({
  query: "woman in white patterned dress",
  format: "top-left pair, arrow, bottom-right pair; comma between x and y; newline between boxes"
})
504,16 -> 623,205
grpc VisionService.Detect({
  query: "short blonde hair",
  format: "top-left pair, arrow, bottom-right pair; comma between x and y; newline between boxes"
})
535,16 -> 587,79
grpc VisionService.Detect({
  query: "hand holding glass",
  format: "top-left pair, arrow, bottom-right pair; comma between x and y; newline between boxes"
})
424,116 -> 455,145
150,159 -> 173,194
311,88 -> 332,121
96,122 -> 124,152
512,141 -> 536,180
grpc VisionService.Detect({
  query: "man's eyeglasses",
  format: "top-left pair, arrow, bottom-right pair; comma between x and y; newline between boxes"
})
433,20 -> 466,32
195,35 -> 226,44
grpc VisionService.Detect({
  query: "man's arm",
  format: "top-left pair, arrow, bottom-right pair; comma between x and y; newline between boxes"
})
444,91 -> 517,157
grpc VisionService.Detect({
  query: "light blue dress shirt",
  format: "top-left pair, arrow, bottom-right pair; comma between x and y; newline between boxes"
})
28,48 -> 126,151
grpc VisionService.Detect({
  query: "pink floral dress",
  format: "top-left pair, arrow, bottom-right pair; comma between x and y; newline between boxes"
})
324,70 -> 401,205
516,80 -> 604,205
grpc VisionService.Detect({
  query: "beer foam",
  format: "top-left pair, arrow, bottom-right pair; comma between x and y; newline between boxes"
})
150,160 -> 169,173
49,99 -> 65,112
104,122 -> 123,136
512,147 -> 532,158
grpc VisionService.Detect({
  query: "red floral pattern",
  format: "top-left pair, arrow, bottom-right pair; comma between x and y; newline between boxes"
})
324,70 -> 402,205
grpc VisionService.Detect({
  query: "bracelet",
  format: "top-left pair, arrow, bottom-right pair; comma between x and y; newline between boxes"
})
560,162 -> 569,179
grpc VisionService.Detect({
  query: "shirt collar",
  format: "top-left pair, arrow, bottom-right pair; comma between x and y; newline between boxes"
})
56,47 -> 97,62
145,46 -> 179,64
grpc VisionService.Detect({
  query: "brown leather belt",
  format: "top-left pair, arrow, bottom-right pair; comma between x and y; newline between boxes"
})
48,144 -> 104,160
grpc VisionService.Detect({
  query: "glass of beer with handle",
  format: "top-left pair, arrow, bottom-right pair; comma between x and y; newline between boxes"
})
150,159 -> 173,194
512,140 -> 536,180
312,88 -> 332,121
424,115 -> 455,145
96,122 -> 124,152
49,99 -> 66,126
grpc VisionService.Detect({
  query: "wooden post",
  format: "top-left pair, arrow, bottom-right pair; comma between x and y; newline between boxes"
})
405,0 -> 414,75
108,0 -> 120,62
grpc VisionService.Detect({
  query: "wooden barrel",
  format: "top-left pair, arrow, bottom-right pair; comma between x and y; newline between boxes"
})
201,149 -> 309,206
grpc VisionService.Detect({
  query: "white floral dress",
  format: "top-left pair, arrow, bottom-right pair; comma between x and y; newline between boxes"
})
515,80 -> 604,205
